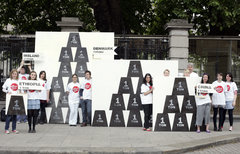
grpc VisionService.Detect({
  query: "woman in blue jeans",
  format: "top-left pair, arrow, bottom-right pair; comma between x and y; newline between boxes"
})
2,69 -> 20,134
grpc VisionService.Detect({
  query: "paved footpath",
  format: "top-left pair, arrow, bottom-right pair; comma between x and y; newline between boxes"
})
186,142 -> 240,154
0,121 -> 240,154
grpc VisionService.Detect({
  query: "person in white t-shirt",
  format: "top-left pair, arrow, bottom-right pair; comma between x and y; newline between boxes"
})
17,60 -> 32,80
80,71 -> 92,127
2,69 -> 20,134
212,73 -> 227,131
17,60 -> 32,123
27,71 -> 41,133
66,74 -> 81,126
195,73 -> 211,133
38,71 -> 51,124
187,63 -> 199,77
140,73 -> 154,132
222,73 -> 238,131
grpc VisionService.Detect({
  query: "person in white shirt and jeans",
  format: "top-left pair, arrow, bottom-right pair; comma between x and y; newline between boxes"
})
140,73 -> 154,131
2,69 -> 20,134
66,74 -> 81,126
80,71 -> 92,127
222,73 -> 238,131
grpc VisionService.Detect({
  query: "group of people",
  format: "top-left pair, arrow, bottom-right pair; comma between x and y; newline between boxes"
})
1,61 -> 238,133
2,61 -> 92,134
140,63 -> 238,133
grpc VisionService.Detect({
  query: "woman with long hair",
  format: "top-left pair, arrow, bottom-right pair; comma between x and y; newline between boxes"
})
140,73 -> 154,131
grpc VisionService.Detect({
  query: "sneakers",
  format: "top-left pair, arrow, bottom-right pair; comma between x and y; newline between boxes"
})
229,126 -> 233,131
81,123 -> 87,127
196,130 -> 200,133
146,128 -> 151,132
143,128 -> 147,131
5,130 -> 10,134
206,130 -> 211,133
12,130 -> 19,134
17,121 -> 21,124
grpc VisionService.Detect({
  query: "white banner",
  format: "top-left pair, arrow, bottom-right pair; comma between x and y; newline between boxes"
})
22,53 -> 40,61
197,83 -> 216,93
18,80 -> 44,90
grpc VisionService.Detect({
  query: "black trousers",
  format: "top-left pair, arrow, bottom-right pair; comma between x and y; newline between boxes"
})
142,104 -> 152,129
40,100 -> 47,123
222,109 -> 234,126
213,106 -> 224,129
27,109 -> 39,130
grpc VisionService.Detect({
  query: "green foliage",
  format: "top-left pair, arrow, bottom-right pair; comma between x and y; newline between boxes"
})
0,0 -> 95,34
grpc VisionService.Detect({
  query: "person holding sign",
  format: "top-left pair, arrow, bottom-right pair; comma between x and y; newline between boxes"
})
16,60 -> 31,124
66,74 -> 81,126
212,73 -> 227,131
27,71 -> 40,133
140,73 -> 154,131
38,71 -> 51,124
195,73 -> 211,133
222,73 -> 238,131
80,71 -> 92,127
2,69 -> 20,134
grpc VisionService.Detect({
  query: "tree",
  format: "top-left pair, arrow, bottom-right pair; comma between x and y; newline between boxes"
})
0,0 -> 95,34
150,0 -> 240,35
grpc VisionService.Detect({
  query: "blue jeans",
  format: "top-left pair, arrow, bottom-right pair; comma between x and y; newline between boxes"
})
5,115 -> 17,131
17,115 -> 27,122
81,99 -> 92,124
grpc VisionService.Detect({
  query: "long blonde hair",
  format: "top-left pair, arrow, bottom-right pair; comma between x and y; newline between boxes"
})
10,69 -> 19,80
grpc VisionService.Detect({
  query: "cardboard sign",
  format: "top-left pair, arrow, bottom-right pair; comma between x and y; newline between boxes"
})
22,53 -> 40,61
18,80 -> 44,90
197,83 -> 216,94
6,94 -> 27,115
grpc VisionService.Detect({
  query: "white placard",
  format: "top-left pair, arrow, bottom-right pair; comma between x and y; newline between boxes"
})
18,80 -> 44,90
22,53 -> 40,61
197,83 -> 216,93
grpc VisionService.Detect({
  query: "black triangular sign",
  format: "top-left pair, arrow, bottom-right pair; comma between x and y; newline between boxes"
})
172,113 -> 189,131
181,95 -> 196,113
49,107 -> 64,124
118,77 -> 134,94
163,95 -> 180,114
127,110 -> 142,127
59,47 -> 73,62
75,62 -> 88,77
172,78 -> 189,95
7,96 -> 26,115
109,94 -> 125,110
51,77 -> 64,92
127,61 -> 143,77
67,33 -> 81,47
59,92 -> 69,107
110,110 -> 125,127
58,62 -> 72,77
154,113 -> 171,131
127,94 -> 142,110
92,110 -> 108,127
74,47 -> 88,62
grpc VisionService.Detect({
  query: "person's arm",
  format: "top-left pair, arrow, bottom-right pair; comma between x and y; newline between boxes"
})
17,60 -> 24,72
27,63 -> 32,72
2,79 -> 11,94
232,91 -> 237,107
141,84 -> 154,96
46,90 -> 50,102
79,89 -> 83,99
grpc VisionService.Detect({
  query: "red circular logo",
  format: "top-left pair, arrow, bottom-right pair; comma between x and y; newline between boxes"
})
42,83 -> 45,87
29,90 -> 35,93
227,85 -> 230,91
216,86 -> 223,93
10,83 -> 18,91
73,86 -> 79,93
22,76 -> 27,80
201,93 -> 207,96
149,86 -> 152,89
85,83 -> 91,90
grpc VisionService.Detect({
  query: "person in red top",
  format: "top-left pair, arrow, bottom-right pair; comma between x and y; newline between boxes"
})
2,69 -> 20,134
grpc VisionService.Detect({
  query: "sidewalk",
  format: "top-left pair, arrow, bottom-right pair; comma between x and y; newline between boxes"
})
0,121 -> 240,154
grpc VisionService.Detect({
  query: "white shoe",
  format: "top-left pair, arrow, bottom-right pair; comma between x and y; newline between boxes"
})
229,126 -> 233,131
